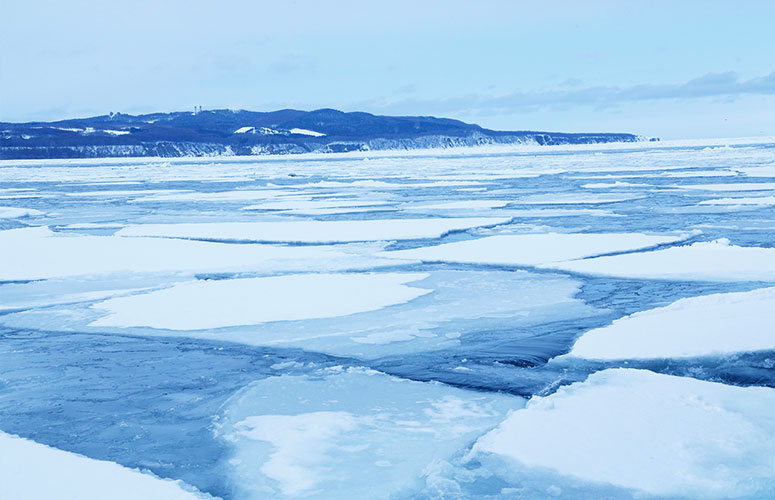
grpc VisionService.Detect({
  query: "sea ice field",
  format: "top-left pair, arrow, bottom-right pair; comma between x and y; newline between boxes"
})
1,138 -> 775,500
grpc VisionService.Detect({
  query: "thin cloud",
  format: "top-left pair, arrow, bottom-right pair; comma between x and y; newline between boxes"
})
370,72 -> 775,116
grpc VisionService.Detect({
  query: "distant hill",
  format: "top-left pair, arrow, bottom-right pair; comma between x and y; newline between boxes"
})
0,108 -> 644,159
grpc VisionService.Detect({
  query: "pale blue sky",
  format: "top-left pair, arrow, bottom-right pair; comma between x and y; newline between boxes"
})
2,0 -> 774,138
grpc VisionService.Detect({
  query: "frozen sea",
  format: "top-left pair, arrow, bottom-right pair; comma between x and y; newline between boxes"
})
1,138 -> 775,499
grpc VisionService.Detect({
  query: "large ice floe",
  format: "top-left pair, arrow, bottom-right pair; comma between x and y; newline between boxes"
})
0,432 -> 215,500
0,206 -> 43,218
90,273 -> 431,330
215,367 -> 518,500
699,196 -> 775,206
672,182 -> 775,191
473,369 -> 775,499
546,238 -> 775,281
381,232 -> 683,266
66,269 -> 595,360
0,227 -> 396,281
567,287 -> 775,359
115,218 -> 508,243
515,193 -> 644,204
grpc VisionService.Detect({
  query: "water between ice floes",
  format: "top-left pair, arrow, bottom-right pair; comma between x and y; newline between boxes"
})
1,140 -> 775,499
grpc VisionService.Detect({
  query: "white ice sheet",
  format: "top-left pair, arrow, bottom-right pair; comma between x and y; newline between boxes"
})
474,369 -> 775,498
545,238 -> 775,281
567,287 -> 775,359
381,233 -> 682,267
90,273 -> 431,330
115,218 -> 509,243
0,227 -> 393,280
0,432 -> 213,500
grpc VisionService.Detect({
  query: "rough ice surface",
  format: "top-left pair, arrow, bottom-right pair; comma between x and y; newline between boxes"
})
473,369 -> 775,499
3,139 -> 775,500
0,432 -> 214,500
216,368 -> 518,500
567,287 -> 775,359
90,273 -> 431,330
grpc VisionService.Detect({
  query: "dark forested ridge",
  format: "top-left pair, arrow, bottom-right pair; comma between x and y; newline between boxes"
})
0,108 -> 645,159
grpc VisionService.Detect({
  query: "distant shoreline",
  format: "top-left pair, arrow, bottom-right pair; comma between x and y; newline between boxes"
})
2,136 -> 774,166
0,108 -> 642,160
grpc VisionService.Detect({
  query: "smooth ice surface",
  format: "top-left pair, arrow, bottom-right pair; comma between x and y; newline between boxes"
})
0,432 -> 214,500
699,196 -> 775,206
66,189 -> 190,197
382,233 -> 682,266
406,200 -> 510,210
474,369 -> 775,499
217,368 -> 519,500
547,239 -> 775,281
116,218 -> 509,243
516,193 -> 643,204
242,199 -> 393,212
567,287 -> 775,359
673,182 -> 775,191
0,206 -> 43,218
90,273 -> 431,330
0,227 -> 393,280
501,208 -> 619,217
131,190 -> 294,202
